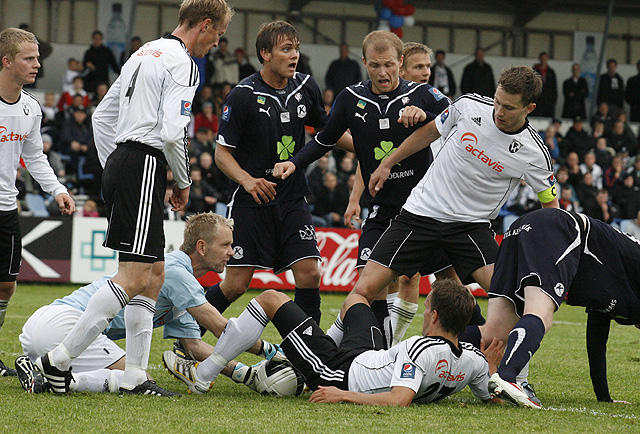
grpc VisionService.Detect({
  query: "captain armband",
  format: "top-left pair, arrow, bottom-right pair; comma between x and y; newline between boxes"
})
537,184 -> 557,203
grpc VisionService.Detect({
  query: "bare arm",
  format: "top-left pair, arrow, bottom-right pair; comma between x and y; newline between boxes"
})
344,162 -> 364,229
368,120 -> 441,197
215,144 -> 276,204
309,385 -> 415,407
335,131 -> 354,153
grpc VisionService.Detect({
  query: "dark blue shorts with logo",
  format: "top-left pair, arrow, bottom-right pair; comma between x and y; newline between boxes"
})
226,198 -> 320,274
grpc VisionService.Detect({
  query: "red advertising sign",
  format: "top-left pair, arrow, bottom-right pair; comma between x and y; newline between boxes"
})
198,228 -> 501,297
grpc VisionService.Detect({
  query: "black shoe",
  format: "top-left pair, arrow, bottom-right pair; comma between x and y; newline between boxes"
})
15,356 -> 49,393
119,380 -> 180,397
0,358 -> 17,377
34,353 -> 73,394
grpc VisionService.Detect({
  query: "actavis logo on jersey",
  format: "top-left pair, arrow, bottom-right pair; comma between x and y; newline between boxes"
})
0,126 -> 28,142
462,132 -> 504,172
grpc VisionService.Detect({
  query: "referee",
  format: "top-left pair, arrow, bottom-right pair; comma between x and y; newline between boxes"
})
36,0 -> 233,396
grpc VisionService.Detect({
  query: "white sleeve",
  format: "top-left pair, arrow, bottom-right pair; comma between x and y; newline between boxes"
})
434,101 -> 459,139
160,60 -> 198,189
467,356 -> 491,401
389,341 -> 427,392
92,76 -> 121,168
22,111 -> 67,199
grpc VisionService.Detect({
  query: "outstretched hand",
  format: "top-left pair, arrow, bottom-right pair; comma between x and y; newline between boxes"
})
55,193 -> 76,215
272,161 -> 296,180
243,177 -> 277,204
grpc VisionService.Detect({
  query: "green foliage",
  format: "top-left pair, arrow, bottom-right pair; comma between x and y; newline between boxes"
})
0,285 -> 639,433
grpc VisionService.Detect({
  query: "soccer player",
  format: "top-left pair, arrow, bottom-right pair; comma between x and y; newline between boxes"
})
165,278 -> 504,405
461,208 -> 640,407
35,0 -> 233,396
205,21 -> 351,324
0,27 -> 75,376
17,213 -> 282,394
273,34 -> 464,347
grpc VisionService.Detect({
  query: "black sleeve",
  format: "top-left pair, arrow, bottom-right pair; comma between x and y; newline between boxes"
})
304,76 -> 328,129
586,311 -> 613,402
423,85 -> 451,120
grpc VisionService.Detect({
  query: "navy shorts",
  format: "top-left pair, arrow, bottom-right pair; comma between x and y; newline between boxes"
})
273,300 -> 384,390
226,199 -> 320,274
0,209 -> 21,282
358,205 -> 452,273
488,208 -> 585,316
368,209 -> 497,284
102,142 -> 167,263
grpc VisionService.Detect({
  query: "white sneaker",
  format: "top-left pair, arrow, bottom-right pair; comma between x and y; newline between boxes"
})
488,373 -> 542,409
162,351 -> 212,394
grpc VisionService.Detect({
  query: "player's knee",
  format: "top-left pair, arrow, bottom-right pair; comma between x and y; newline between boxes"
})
293,264 -> 321,288
256,289 -> 289,317
0,281 -> 16,299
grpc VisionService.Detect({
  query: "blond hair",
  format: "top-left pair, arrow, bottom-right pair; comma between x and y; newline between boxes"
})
178,0 -> 234,29
402,42 -> 432,64
0,28 -> 38,71
362,30 -> 403,60
180,212 -> 234,254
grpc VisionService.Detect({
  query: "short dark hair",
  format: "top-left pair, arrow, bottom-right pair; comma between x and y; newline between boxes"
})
255,21 -> 299,64
91,30 -> 103,38
498,66 -> 543,106
607,58 -> 617,66
435,49 -> 445,56
428,278 -> 475,336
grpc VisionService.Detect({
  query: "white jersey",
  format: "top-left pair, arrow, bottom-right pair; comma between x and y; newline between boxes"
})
0,91 -> 67,211
348,336 -> 491,403
92,35 -> 199,189
404,94 -> 555,223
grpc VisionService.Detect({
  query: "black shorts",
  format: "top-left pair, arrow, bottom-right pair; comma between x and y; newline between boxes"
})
358,205 -> 452,273
368,209 -> 498,284
272,301 -> 384,391
226,199 -> 320,274
102,142 -> 167,263
0,209 -> 21,282
488,208 -> 584,316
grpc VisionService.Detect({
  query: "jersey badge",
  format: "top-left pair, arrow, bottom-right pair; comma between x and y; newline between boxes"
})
435,359 -> 448,374
547,174 -> 556,187
357,100 -> 366,109
257,96 -> 266,105
402,96 -> 410,105
355,112 -> 367,122
374,141 -> 398,164
232,246 -> 244,260
360,248 -> 371,261
277,135 -> 295,160
180,100 -> 192,116
221,105 -> 231,121
471,116 -> 482,126
400,363 -> 416,379
298,225 -> 317,241
440,108 -> 449,123
295,92 -> 303,102
22,102 -> 30,116
508,139 -> 523,153
554,282 -> 565,297
297,104 -> 307,118
280,111 -> 291,123
259,106 -> 271,117
302,326 -> 313,336
379,118 -> 390,129
429,87 -> 445,101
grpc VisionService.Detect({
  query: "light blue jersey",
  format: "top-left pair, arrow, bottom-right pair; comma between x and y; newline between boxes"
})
52,251 -> 207,340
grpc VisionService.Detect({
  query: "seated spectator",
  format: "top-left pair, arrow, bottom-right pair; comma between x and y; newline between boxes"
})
61,57 -> 89,94
57,94 -> 88,124
604,155 -> 625,191
41,133 -> 65,178
565,151 -> 582,188
41,91 -> 59,128
580,151 -> 603,189
336,154 -> 356,184
192,84 -> 215,115
563,117 -> 592,160
622,210 -> 640,238
307,154 -> 335,199
625,155 -> 640,187
194,101 -> 219,135
60,107 -> 93,176
576,172 -> 599,215
558,185 -> 580,212
591,189 -> 618,224
590,102 -> 614,136
80,199 -> 100,217
89,82 -> 109,115
556,165 -> 579,203
591,121 -> 605,142
612,174 -> 640,221
593,137 -> 614,170
311,171 -> 349,228
189,127 -> 215,164
57,76 -> 90,112
186,166 -> 224,215
609,120 -> 637,156
198,151 -> 229,201
540,125 -> 560,165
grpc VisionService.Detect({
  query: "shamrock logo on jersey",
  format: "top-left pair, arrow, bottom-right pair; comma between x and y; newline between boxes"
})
277,135 -> 295,160
374,141 -> 400,166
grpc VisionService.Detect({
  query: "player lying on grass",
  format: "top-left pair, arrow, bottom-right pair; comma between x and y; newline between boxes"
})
17,213 -> 283,395
460,208 -> 640,408
164,278 -> 504,406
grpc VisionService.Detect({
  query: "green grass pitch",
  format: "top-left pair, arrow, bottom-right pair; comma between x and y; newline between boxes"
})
1,284 -> 639,433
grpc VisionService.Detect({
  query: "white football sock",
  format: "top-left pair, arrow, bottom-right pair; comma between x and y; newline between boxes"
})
0,298 -> 9,334
197,298 -> 269,382
70,369 -> 124,393
121,295 -> 155,389
390,297 -> 418,346
326,316 -> 344,346
50,281 -> 129,370
386,292 -> 397,312
516,361 -> 530,384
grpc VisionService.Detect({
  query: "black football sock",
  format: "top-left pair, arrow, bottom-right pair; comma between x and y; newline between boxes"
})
371,299 -> 391,348
469,301 -> 486,326
497,314 -> 545,383
294,287 -> 321,324
205,283 -> 232,314
459,325 -> 482,349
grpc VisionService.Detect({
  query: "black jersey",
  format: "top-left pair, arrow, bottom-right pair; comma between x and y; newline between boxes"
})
291,78 -> 449,208
217,72 -> 327,207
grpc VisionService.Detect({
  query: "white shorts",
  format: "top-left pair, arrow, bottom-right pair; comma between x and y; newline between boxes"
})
19,304 -> 125,372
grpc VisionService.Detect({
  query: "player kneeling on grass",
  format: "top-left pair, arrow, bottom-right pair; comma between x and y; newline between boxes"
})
17,213 -> 283,395
166,278 -> 504,406
461,208 -> 640,408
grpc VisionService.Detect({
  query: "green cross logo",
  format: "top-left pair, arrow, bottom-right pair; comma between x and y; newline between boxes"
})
374,141 -> 400,165
277,135 -> 295,160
